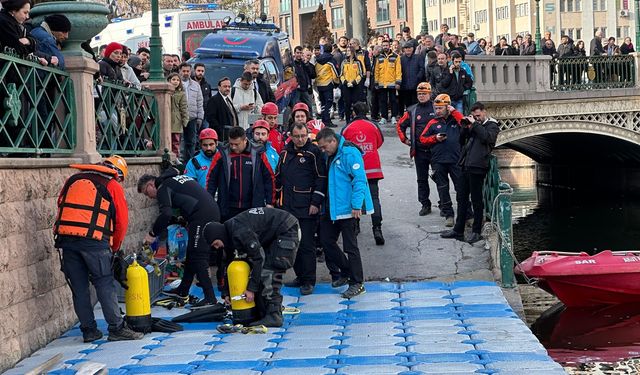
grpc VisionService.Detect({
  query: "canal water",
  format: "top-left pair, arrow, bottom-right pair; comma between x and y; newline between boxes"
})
501,161 -> 640,367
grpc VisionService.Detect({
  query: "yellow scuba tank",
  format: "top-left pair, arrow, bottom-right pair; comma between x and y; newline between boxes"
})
125,255 -> 152,333
227,254 -> 257,325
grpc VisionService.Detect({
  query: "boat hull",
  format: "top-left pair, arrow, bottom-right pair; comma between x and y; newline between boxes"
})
517,251 -> 640,307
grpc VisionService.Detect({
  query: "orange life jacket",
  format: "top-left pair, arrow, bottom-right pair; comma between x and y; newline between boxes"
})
54,164 -> 118,243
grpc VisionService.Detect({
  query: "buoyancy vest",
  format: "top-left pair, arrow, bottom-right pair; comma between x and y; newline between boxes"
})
54,164 -> 117,243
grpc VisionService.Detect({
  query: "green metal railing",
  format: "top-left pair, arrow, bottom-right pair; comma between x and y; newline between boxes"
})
0,50 -> 76,156
483,155 -> 515,288
95,80 -> 159,156
550,55 -> 636,90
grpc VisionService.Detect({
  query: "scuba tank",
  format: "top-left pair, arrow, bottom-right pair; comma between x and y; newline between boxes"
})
125,254 -> 152,333
227,252 -> 257,325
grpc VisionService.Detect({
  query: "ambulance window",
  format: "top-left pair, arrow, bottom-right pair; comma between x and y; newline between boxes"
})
263,61 -> 279,85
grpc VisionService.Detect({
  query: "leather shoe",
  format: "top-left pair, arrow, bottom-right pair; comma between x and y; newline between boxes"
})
285,278 -> 302,288
419,205 -> 431,216
467,232 -> 483,244
440,230 -> 464,240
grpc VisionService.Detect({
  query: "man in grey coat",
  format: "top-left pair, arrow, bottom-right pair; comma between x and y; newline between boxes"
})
179,62 -> 204,162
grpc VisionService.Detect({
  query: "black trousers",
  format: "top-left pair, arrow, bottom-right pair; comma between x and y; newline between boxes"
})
292,218 -> 318,286
431,162 -> 462,218
398,89 -> 417,114
369,179 -> 383,227
341,84 -> 362,123
414,149 -> 432,207
454,171 -> 487,234
319,216 -> 364,284
370,88 -> 380,119
179,221 -> 216,302
378,88 -> 398,120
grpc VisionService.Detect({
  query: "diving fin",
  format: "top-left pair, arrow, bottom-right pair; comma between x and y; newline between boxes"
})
153,297 -> 178,310
171,303 -> 228,323
151,317 -> 184,333
282,307 -> 300,315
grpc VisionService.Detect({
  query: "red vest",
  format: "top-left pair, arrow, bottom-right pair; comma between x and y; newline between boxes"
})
341,119 -> 384,180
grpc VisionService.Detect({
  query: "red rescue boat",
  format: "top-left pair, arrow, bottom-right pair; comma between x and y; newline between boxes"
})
516,250 -> 640,307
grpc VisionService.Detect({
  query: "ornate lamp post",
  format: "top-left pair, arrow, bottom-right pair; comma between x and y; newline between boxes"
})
421,0 -> 429,34
636,0 -> 640,49
148,0 -> 163,81
534,0 -> 542,54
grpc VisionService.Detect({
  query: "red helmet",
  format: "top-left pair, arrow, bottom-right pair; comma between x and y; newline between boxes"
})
292,102 -> 310,115
252,119 -> 270,131
261,102 -> 279,116
199,128 -> 218,141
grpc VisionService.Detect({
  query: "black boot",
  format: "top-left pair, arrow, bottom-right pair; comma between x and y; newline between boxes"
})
373,226 -> 385,245
249,302 -> 283,327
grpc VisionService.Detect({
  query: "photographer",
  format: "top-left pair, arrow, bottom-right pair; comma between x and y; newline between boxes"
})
441,102 -> 499,243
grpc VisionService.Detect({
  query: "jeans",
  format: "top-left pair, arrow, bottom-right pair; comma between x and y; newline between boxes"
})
369,179 -> 383,227
431,162 -> 462,218
178,221 -> 217,302
454,171 -> 487,234
292,218 -> 319,285
414,149 -> 432,207
60,238 -> 123,333
317,86 -> 334,126
319,216 -> 364,284
378,88 -> 398,120
182,119 -> 198,162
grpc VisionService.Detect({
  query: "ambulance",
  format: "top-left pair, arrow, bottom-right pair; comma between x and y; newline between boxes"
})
91,5 -> 234,55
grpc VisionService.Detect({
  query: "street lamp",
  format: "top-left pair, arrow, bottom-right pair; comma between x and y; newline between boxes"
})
534,0 -> 542,54
635,0 -> 640,49
148,0 -> 163,81
421,0 -> 429,35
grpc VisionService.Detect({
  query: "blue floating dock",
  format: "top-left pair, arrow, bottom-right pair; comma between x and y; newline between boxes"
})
5,281 -> 564,374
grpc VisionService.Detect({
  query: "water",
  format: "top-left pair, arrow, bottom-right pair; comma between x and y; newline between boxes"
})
502,165 -> 640,366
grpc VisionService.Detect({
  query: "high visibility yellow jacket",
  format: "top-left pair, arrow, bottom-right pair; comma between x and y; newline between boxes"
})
340,58 -> 364,86
315,54 -> 340,87
374,52 -> 402,88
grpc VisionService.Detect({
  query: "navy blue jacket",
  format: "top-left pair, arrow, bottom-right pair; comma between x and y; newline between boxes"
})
30,25 -> 65,70
439,68 -> 473,101
400,53 -> 425,90
206,142 -> 275,217
418,109 -> 465,164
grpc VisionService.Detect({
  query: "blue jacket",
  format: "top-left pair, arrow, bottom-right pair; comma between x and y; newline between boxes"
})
264,141 -> 279,172
30,25 -> 65,70
400,52 -> 425,90
326,136 -> 374,220
184,150 -> 214,188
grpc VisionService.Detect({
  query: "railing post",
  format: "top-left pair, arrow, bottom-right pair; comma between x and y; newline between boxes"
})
64,56 -> 102,163
142,81 -> 175,158
534,55 -> 552,92
498,181 -> 515,288
632,52 -> 640,89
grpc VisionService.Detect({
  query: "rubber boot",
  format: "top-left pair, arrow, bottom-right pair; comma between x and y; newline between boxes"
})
373,226 -> 385,245
249,302 -> 283,327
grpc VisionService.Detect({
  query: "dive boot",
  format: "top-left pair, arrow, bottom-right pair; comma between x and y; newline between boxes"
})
373,226 -> 385,245
249,303 -> 283,327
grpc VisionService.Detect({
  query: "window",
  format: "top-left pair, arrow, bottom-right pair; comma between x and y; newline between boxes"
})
575,0 -> 581,10
592,0 -> 606,10
299,0 -> 321,9
332,7 -> 344,28
428,20 -> 439,32
280,0 -> 290,13
280,15 -> 292,37
377,0 -> 390,22
617,26 -> 630,38
475,10 -> 488,23
567,0 -> 573,11
515,3 -> 529,16
576,28 -> 582,39
594,26 -> 607,35
442,16 -> 457,28
496,6 -> 509,20
427,0 -> 437,6
397,0 -> 407,20
376,26 -> 395,37
560,0 -> 564,11
263,0 -> 270,16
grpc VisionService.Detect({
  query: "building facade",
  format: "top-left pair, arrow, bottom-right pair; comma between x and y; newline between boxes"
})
266,0 -> 414,47
413,0 -> 634,46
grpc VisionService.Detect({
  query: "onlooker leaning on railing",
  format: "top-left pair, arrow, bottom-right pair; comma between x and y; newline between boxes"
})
99,42 -> 125,81
29,14 -> 69,70
0,0 -> 37,58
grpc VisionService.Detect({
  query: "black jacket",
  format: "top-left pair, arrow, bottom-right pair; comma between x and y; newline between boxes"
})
0,10 -> 36,57
439,68 -> 473,101
293,58 -> 316,91
151,168 -> 220,236
428,64 -> 448,98
206,142 -> 275,217
195,76 -> 212,109
275,139 -> 327,219
222,208 -> 298,291
256,74 -> 276,103
590,37 -> 604,56
205,93 -> 238,140
459,118 -> 500,172
400,53 -> 425,90
99,57 -> 124,81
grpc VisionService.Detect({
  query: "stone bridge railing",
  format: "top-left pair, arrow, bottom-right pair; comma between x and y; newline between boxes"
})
466,54 -> 640,104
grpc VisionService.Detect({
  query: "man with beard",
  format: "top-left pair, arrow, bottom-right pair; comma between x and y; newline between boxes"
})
184,128 -> 219,188
292,45 -> 316,114
244,59 -> 276,104
192,63 -> 212,119
251,120 -> 279,172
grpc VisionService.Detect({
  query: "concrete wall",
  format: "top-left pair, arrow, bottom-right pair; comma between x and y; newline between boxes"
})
0,159 -> 161,372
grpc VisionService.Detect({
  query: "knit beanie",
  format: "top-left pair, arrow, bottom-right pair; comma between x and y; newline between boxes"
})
44,14 -> 71,32
127,55 -> 142,68
103,42 -> 123,59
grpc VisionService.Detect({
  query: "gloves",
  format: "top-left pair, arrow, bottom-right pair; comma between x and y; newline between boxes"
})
112,251 -> 128,290
364,77 -> 370,88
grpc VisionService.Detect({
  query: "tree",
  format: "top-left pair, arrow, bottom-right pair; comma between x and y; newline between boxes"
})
304,4 -> 331,47
366,17 -> 377,44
